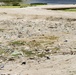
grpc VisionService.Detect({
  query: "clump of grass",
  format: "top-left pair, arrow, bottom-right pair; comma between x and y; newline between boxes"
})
38,36 -> 58,40
20,4 -> 31,8
46,36 -> 58,40
53,47 -> 60,51
27,40 -> 41,48
42,41 -> 54,46
22,49 -> 50,58
0,42 -> 2,44
51,47 -> 60,54
55,8 -> 76,12
37,53 -> 45,58
0,49 -> 5,55
9,40 -> 26,46
0,29 -> 5,32
28,36 -> 58,47
22,49 -> 35,57
64,8 -> 76,12
27,40 -> 54,48
0,48 -> 10,56
37,52 -> 50,58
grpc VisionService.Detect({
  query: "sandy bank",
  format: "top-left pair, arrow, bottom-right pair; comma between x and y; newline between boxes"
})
0,6 -> 76,75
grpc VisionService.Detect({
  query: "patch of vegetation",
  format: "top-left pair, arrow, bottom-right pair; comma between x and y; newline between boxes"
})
20,3 -> 47,8
9,40 -> 26,46
0,4 -> 33,8
64,8 -> 76,12
0,2 -> 47,8
9,36 -> 57,47
11,50 -> 22,56
27,40 -> 41,48
22,49 -> 35,57
0,29 -> 5,31
8,35 -> 59,58
46,36 -> 58,40
42,41 -> 54,46
30,3 -> 47,6
0,49 -> 5,55
38,36 -> 58,40
27,39 -> 55,48
52,47 -> 60,51
20,4 -> 31,8
37,53 -> 46,58
0,6 -> 20,8
51,47 -> 60,54
53,8 -> 76,12
22,49 -> 50,58
0,48 -> 10,56
12,2 -> 20,6
37,52 -> 50,58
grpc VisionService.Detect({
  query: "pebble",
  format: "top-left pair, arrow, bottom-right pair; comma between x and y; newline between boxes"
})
21,62 -> 26,65
46,56 -> 50,60
64,40 -> 68,42
0,64 -> 4,70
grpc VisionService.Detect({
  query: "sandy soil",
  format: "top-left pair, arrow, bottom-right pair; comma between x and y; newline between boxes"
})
0,5 -> 76,75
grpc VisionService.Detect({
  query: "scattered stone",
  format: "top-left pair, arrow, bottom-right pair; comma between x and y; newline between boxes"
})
0,64 -> 4,70
46,56 -> 50,60
8,57 -> 15,61
7,74 -> 11,75
70,51 -> 73,55
9,69 -> 12,71
64,40 -> 68,42
45,49 -> 50,52
29,57 -> 35,60
21,62 -> 26,65
3,12 -> 7,14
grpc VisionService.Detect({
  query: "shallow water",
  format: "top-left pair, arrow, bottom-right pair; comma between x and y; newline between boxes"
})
23,0 -> 76,4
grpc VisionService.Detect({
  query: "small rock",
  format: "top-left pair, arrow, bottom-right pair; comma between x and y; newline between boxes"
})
21,62 -> 26,65
46,56 -> 50,60
0,64 -> 4,70
3,12 -> 7,14
8,57 -> 15,61
29,57 -> 35,60
45,49 -> 50,52
7,74 -> 11,75
64,40 -> 68,42
9,69 -> 12,71
70,51 -> 73,55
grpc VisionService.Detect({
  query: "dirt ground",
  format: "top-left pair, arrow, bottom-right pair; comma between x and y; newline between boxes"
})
0,5 -> 76,75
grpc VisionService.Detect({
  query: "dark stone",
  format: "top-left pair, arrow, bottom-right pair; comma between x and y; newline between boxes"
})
46,56 -> 50,59
7,74 -> 11,75
64,40 -> 68,42
45,49 -> 50,52
0,64 -> 4,70
70,51 -> 73,55
8,58 -> 15,61
38,29 -> 41,31
29,57 -> 35,60
21,62 -> 26,65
